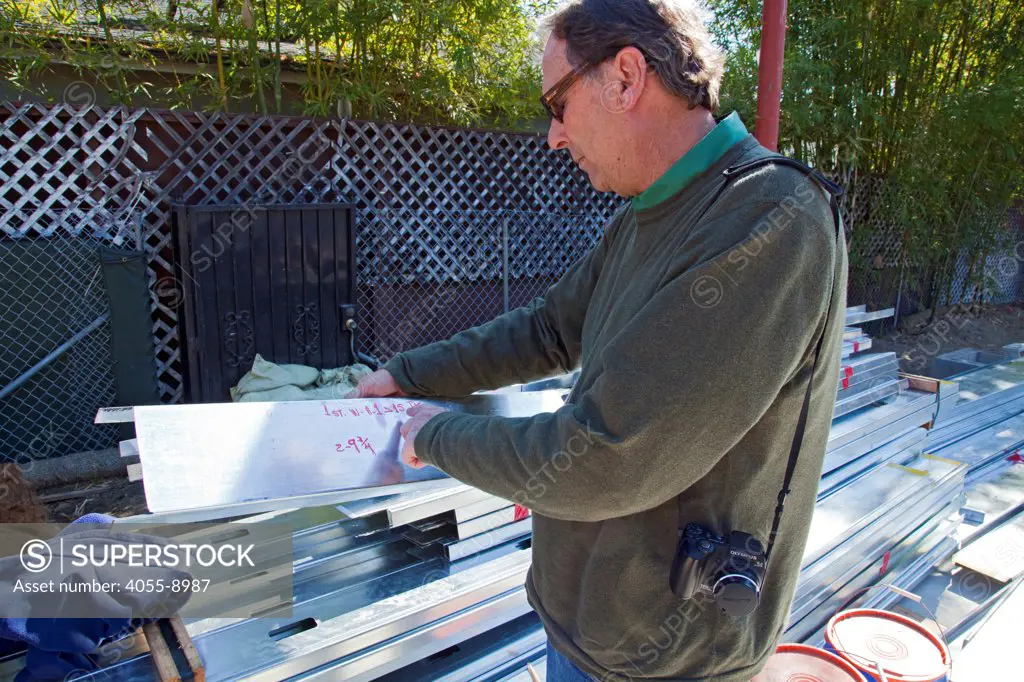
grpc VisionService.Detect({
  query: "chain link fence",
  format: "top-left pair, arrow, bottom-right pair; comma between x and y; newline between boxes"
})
1,104 -> 147,463
0,222 -> 123,462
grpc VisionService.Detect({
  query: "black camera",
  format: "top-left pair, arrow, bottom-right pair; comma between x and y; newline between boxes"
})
669,524 -> 767,617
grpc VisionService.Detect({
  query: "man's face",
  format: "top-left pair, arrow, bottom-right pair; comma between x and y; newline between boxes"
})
542,37 -> 621,193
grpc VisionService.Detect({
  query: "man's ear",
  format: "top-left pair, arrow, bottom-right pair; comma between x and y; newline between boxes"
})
600,46 -> 648,114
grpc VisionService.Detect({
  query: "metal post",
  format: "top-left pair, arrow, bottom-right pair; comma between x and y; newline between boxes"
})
755,0 -> 788,151
0,313 -> 110,401
893,257 -> 906,334
502,216 -> 510,314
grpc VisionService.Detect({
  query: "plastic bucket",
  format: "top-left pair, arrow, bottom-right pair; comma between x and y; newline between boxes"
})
750,643 -> 868,681
824,609 -> 950,682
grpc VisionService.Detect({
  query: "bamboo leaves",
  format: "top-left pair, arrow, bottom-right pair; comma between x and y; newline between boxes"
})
0,0 -> 549,128
709,0 -> 1024,308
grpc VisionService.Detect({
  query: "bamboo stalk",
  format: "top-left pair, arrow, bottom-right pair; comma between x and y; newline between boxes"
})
95,0 -> 129,102
243,0 -> 267,114
274,0 -> 282,113
210,0 -> 229,111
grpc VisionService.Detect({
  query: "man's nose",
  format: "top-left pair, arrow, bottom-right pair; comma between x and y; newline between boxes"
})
547,118 -> 569,151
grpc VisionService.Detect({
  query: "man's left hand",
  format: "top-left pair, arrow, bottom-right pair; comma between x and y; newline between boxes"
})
400,404 -> 448,469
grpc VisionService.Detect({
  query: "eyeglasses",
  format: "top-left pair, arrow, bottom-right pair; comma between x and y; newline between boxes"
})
540,61 -> 594,123
541,46 -> 648,122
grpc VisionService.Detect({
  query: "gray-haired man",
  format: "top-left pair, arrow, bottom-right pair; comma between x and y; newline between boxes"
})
350,1 -> 847,679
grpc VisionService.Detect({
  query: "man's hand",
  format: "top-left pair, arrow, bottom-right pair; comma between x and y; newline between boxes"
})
400,404 -> 448,468
345,369 -> 407,398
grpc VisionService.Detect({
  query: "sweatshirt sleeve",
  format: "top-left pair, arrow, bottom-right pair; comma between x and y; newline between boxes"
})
413,204 -> 837,522
383,212 -> 623,397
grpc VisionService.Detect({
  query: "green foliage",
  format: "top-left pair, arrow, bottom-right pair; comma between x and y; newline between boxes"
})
708,0 -> 1024,308
4,0 -> 1020,309
0,0 -> 556,128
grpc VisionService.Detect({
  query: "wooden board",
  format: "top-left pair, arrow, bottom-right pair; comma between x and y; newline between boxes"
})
119,438 -> 139,458
127,462 -> 144,482
95,405 -> 136,424
954,509 -> 1024,584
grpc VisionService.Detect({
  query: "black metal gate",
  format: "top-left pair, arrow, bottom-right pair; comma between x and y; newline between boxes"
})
175,204 -> 357,402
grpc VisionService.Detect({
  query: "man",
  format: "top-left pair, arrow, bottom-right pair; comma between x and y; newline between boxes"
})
348,1 -> 847,679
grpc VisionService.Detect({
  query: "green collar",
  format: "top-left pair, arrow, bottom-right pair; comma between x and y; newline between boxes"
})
631,111 -> 749,211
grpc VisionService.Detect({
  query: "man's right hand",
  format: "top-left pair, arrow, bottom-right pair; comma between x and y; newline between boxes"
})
345,369 -> 408,398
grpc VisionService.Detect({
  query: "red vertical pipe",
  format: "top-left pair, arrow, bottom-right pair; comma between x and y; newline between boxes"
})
755,0 -> 788,151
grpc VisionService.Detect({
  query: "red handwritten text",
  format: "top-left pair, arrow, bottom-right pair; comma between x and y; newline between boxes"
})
335,436 -> 377,455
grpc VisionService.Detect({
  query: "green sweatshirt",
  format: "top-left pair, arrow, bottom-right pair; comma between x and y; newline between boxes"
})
385,114 -> 848,681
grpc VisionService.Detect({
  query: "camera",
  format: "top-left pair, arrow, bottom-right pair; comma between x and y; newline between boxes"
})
669,524 -> 767,617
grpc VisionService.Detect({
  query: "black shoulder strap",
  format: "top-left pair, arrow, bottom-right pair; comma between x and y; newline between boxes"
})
708,155 -> 843,562
710,155 -> 843,229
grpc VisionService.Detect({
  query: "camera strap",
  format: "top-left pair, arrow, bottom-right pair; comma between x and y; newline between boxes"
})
705,155 -> 843,562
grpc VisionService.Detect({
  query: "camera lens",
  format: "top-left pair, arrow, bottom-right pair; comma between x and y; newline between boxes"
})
713,574 -> 759,617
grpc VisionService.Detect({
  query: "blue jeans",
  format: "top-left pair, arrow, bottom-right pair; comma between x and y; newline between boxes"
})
546,641 -> 596,682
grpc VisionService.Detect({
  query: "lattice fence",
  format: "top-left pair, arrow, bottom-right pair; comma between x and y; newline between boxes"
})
837,174 -> 1024,320
0,103 -> 616,459
1,100 -> 1020,461
358,208 -> 607,359
941,205 -> 1024,306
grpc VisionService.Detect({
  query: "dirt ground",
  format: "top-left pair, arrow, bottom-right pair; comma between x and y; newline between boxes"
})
34,303 -> 1024,521
40,478 -> 148,522
871,302 -> 1024,376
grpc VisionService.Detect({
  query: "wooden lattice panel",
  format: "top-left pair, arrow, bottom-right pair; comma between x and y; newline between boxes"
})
0,103 -> 146,242
14,101 -> 1010,412
1,103 -> 622,405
